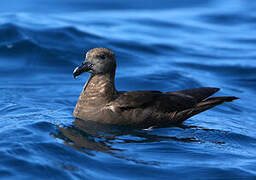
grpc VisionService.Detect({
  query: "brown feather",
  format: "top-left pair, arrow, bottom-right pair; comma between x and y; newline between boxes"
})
73,48 -> 239,127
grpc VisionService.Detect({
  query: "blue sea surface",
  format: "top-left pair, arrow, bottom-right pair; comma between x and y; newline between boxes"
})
0,0 -> 256,179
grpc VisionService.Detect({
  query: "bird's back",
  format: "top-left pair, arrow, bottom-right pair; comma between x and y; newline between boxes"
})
74,87 -> 237,127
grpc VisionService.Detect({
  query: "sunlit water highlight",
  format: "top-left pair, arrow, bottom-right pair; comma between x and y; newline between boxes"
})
0,0 -> 256,179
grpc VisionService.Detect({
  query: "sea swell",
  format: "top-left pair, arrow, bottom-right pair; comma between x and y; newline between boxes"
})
0,1 -> 256,179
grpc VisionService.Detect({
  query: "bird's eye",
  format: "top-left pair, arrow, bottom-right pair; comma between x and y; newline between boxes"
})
99,54 -> 106,59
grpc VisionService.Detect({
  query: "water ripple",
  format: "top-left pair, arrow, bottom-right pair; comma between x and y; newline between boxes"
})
0,1 -> 256,179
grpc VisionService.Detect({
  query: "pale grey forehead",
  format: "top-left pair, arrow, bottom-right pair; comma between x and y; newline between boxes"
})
85,48 -> 114,59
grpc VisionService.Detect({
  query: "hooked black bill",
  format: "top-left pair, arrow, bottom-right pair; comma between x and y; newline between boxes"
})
73,62 -> 93,78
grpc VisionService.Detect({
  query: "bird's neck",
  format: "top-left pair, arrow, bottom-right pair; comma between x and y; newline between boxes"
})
82,73 -> 117,104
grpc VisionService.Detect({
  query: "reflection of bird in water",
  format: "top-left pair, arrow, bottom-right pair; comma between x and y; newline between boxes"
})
53,118 -> 226,157
73,48 -> 238,127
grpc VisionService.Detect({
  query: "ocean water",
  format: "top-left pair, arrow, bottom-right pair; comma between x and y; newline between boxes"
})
0,0 -> 256,179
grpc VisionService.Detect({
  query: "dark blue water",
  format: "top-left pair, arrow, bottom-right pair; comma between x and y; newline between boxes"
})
1,0 -> 256,179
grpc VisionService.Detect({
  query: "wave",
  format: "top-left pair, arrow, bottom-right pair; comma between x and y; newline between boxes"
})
0,23 -> 106,71
0,3 -> 256,179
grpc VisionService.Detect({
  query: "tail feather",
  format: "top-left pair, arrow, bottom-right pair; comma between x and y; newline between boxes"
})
174,96 -> 239,123
197,96 -> 239,106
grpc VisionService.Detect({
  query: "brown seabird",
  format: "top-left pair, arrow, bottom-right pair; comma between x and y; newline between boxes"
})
73,47 -> 238,127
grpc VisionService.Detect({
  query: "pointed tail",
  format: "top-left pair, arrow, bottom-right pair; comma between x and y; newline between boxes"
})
174,96 -> 239,123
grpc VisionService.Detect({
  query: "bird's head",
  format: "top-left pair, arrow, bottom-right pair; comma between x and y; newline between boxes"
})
73,48 -> 116,78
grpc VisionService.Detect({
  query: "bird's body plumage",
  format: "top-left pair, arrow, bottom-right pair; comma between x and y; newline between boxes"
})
73,48 -> 238,127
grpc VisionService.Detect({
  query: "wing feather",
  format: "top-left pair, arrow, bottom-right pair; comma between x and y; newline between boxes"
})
111,90 -> 197,112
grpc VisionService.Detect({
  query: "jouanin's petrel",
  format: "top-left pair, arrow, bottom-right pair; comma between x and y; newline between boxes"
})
73,48 -> 238,127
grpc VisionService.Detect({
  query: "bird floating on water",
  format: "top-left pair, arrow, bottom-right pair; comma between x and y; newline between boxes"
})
73,48 -> 238,128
